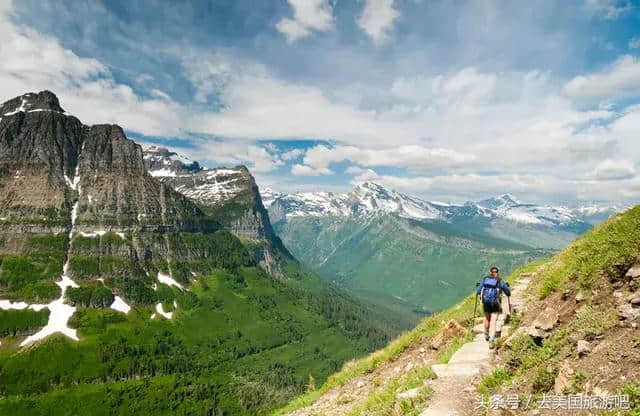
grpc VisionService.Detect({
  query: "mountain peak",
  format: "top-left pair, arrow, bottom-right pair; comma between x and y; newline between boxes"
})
477,193 -> 520,209
0,90 -> 64,115
142,145 -> 201,176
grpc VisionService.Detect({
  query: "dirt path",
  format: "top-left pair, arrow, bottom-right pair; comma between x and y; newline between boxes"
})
418,274 -> 533,416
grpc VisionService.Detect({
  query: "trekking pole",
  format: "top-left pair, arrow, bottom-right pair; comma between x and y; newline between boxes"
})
470,283 -> 479,335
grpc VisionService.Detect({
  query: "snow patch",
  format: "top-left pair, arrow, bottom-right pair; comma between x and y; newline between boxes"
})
21,194 -> 82,346
157,272 -> 183,289
110,296 -> 131,314
149,168 -> 176,177
155,303 -> 173,319
0,300 -> 29,310
79,230 -> 107,237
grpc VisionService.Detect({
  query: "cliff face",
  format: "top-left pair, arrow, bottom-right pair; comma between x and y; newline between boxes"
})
0,91 -> 244,307
144,150 -> 291,278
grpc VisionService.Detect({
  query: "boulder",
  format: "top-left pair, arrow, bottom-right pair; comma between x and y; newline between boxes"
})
430,320 -> 466,350
533,307 -> 559,331
527,326 -> 549,341
618,303 -> 640,320
630,296 -> 640,306
397,387 -> 421,400
626,263 -> 640,279
575,291 -> 586,302
577,340 -> 591,355
554,364 -> 575,394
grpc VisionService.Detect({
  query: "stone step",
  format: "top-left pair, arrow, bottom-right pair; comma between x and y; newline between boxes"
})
432,363 -> 482,378
448,342 -> 491,365
420,406 -> 462,416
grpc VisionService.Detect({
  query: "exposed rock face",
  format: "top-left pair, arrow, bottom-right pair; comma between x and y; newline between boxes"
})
144,148 -> 291,278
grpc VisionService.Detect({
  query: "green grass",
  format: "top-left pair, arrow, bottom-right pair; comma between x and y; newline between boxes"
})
345,366 -> 436,416
538,206 -> 640,299
573,304 -> 618,340
477,366 -> 512,396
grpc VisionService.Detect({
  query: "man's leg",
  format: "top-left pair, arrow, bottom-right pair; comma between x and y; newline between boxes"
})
489,312 -> 499,338
483,311 -> 490,341
488,311 -> 499,348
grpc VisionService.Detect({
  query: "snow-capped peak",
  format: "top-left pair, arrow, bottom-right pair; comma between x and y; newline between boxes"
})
266,183 -> 626,228
142,146 -> 201,177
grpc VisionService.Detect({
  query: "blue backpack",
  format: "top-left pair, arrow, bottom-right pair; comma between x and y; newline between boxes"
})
481,277 -> 502,308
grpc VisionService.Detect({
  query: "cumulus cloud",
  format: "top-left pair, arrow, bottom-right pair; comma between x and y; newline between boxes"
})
168,139 -> 284,173
0,2 -> 187,137
563,55 -> 640,100
303,144 -> 476,171
281,149 -> 304,161
291,164 -> 332,176
357,0 -> 400,44
276,0 -> 334,43
592,159 -> 637,180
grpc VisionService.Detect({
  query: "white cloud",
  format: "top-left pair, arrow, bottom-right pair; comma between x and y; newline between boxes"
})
167,139 -> 284,173
276,0 -> 334,43
345,165 -> 368,175
629,36 -> 640,49
357,0 -> 400,44
281,148 -> 304,161
564,55 -> 640,100
291,164 -> 332,176
353,170 -> 640,203
584,0 -> 634,19
592,159 -> 636,180
303,144 -> 476,171
0,2 -> 187,137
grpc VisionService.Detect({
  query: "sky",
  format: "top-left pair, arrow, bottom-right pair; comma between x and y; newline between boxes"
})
1,0 -> 639,205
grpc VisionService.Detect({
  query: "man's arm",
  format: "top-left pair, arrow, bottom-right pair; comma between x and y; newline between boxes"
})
476,278 -> 484,294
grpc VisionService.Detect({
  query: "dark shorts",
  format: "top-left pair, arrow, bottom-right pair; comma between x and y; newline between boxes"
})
482,302 -> 501,314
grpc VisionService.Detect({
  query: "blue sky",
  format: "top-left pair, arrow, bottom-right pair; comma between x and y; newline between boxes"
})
1,0 -> 640,204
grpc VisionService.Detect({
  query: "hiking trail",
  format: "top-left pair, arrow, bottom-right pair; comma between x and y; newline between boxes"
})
282,273 -> 533,416
418,273 -> 532,415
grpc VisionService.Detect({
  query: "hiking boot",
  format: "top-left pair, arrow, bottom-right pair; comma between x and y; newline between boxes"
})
488,336 -> 495,349
484,331 -> 490,342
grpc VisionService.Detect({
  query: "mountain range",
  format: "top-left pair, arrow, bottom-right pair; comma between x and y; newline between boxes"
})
0,91 -> 407,415
263,182 -> 624,316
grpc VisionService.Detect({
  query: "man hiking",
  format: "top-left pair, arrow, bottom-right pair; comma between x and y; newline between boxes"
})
476,266 -> 510,348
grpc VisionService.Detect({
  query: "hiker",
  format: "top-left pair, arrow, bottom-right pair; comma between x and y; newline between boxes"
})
476,266 -> 510,348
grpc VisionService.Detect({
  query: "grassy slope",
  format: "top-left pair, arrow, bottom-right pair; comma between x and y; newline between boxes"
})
476,205 -> 640,413
275,205 -> 640,415
276,215 -> 548,313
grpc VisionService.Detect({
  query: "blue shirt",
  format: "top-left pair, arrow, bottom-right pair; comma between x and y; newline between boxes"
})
476,276 -> 511,296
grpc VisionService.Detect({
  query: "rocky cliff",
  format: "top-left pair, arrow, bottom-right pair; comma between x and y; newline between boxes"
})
143,148 -> 290,277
